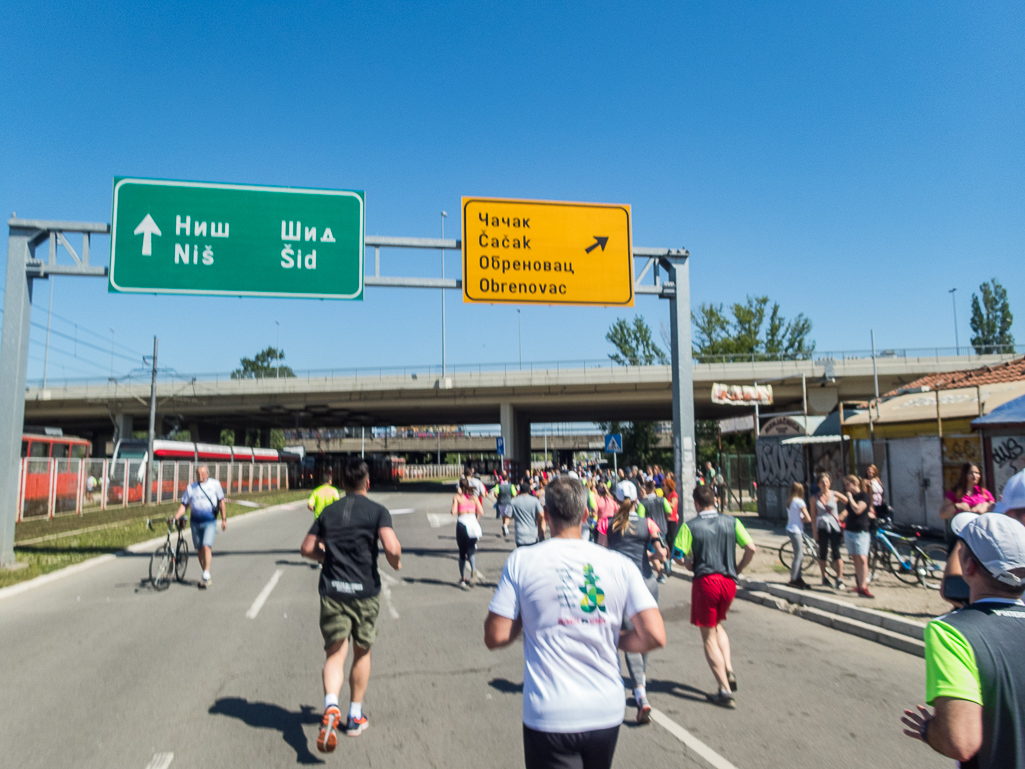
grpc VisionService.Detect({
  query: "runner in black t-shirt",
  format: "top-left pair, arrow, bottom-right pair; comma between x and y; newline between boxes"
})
300,459 -> 402,751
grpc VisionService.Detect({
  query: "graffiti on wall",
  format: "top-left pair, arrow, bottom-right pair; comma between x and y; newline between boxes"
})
992,435 -> 1025,496
756,438 -> 805,486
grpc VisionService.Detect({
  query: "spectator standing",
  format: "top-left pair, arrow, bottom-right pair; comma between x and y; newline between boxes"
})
811,473 -> 847,590
674,485 -> 756,707
900,512 -> 1025,768
785,482 -> 811,589
839,474 -> 875,598
485,477 -> 666,769
300,459 -> 402,749
939,463 -> 995,607
865,464 -> 886,517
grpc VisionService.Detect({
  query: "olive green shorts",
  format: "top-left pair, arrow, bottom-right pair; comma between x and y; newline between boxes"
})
319,593 -> 381,651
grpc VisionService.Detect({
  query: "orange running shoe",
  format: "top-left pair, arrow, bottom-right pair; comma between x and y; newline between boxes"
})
317,706 -> 342,753
345,715 -> 369,737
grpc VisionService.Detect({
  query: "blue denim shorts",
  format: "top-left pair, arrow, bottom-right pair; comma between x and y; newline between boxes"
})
191,519 -> 218,550
844,530 -> 871,557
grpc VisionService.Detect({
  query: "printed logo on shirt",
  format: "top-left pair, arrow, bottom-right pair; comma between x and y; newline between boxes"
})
331,580 -> 364,594
579,564 -> 606,614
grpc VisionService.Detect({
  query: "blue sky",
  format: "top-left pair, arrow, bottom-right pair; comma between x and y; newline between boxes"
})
2,1 -> 1022,386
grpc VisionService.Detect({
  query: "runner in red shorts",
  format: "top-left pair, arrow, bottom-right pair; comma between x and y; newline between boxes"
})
674,485 -> 756,708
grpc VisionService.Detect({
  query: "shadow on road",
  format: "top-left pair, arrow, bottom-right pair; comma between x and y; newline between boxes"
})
208,696 -> 324,765
489,677 -> 524,694
644,678 -> 711,703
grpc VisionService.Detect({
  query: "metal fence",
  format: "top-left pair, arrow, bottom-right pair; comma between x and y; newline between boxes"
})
16,458 -> 290,522
401,464 -> 464,481
721,454 -> 757,512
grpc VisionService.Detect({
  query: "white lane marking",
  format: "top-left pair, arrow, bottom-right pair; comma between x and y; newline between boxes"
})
145,753 -> 174,769
648,707 -> 740,769
427,513 -> 451,528
380,573 -> 400,619
390,508 -> 414,515
246,569 -> 283,619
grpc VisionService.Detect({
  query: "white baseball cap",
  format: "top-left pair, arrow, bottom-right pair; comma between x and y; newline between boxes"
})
994,469 -> 1025,514
615,481 -> 637,502
951,512 -> 1025,587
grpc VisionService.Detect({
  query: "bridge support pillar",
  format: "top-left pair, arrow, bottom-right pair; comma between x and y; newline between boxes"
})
499,403 -> 531,476
113,414 -> 134,446
189,422 -> 222,445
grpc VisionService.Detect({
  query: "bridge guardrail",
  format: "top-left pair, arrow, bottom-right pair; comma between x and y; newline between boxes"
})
25,345 -> 1025,390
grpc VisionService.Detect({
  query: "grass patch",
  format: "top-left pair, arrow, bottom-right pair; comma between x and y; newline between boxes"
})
3,489 -> 308,590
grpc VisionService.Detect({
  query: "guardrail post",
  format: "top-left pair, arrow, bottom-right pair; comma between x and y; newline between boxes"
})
76,458 -> 84,515
101,459 -> 108,511
48,459 -> 56,520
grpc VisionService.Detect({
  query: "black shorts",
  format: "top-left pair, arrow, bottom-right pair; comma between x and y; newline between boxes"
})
817,529 -> 842,562
523,724 -> 619,769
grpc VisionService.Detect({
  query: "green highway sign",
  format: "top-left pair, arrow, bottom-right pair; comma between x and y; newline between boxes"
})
109,178 -> 365,299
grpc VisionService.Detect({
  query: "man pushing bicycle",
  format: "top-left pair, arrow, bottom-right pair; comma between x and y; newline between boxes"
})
174,464 -> 226,590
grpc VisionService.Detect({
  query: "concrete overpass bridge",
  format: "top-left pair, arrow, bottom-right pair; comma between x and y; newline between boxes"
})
24,351 -> 1016,467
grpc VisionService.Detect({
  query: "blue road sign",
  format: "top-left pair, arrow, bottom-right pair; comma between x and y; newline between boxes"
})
604,433 -> 623,453
496,436 -> 505,456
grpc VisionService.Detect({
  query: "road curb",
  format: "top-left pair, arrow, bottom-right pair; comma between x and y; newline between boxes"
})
0,498 -> 307,603
671,574 -> 927,657
744,580 -> 927,640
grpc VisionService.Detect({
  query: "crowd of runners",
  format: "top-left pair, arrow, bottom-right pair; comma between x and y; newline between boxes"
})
184,447 -> 1017,769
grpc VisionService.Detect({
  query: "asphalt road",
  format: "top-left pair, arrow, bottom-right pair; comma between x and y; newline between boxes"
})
0,488 -> 947,769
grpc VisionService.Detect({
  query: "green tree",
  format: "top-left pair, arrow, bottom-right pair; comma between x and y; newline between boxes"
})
602,318 -> 672,466
970,279 -> 1015,354
605,317 -> 668,366
219,428 -> 235,446
231,347 -> 296,379
693,296 -> 814,361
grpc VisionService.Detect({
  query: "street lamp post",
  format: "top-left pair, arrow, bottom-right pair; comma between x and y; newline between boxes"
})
275,320 -> 280,378
441,211 -> 447,378
949,288 -> 959,353
517,309 -> 522,368
109,328 -> 115,379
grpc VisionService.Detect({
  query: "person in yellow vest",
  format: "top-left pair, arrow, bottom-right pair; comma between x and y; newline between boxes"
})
309,469 -> 340,519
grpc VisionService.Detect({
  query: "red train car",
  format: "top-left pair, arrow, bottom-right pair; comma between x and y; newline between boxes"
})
19,432 -> 92,518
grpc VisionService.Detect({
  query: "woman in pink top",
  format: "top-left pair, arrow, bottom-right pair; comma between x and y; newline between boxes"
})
451,478 -> 484,589
939,463 -> 994,607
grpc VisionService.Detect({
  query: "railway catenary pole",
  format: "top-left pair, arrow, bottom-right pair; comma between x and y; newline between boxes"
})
145,336 -> 158,506
0,219 -> 108,567
0,220 -> 696,566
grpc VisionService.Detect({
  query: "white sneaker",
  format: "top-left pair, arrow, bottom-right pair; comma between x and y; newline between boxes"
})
469,569 -> 481,586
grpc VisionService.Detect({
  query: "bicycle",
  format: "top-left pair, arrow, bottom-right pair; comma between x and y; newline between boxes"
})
868,518 -> 946,589
147,516 -> 189,590
774,533 -> 848,582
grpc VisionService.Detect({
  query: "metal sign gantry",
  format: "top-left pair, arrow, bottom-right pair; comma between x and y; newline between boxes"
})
0,217 -> 694,567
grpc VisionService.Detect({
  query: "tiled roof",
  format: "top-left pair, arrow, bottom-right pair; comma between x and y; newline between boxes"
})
885,357 -> 1025,396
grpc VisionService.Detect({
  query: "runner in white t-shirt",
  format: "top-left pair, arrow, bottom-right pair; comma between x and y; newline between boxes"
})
485,477 -> 666,769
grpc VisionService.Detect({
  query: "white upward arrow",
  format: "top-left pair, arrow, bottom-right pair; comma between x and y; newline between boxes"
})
133,214 -> 162,256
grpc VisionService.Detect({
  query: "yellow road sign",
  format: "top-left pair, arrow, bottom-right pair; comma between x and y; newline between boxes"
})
462,197 -> 633,306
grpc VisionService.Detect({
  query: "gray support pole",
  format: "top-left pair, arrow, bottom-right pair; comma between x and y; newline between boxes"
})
145,337 -> 158,505
0,226 -> 37,566
665,255 -> 696,521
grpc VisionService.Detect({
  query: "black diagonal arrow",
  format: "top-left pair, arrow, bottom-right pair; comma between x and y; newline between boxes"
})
584,236 -> 609,254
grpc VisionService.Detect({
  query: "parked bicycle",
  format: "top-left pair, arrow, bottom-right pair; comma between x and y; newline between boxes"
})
147,516 -> 189,590
779,530 -> 851,579
868,518 -> 946,589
